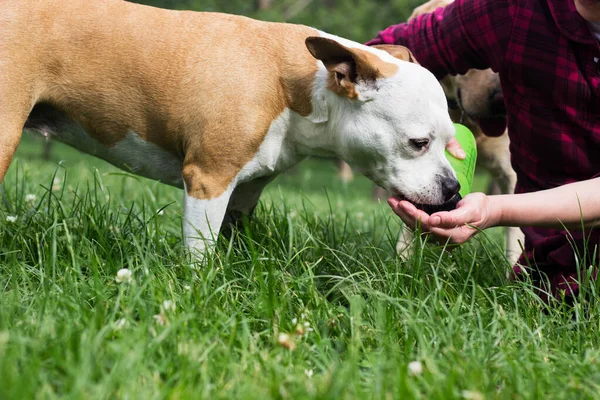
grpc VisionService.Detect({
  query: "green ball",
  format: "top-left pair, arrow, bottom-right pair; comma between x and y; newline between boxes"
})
446,123 -> 477,197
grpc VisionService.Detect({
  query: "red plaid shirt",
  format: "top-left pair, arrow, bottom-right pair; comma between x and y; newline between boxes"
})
368,0 -> 600,300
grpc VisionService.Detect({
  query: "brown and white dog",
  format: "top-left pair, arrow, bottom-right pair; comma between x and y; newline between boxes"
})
0,0 -> 460,257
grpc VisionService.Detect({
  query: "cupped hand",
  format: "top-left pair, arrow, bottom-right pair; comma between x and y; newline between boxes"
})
388,192 -> 496,245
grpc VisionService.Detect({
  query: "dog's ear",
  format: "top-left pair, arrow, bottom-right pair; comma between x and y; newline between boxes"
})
372,45 -> 419,64
305,36 -> 397,100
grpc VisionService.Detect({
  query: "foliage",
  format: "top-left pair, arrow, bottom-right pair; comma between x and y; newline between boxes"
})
132,0 -> 425,42
2,136 -> 600,399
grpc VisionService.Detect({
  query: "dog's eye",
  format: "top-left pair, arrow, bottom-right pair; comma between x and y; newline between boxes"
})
410,138 -> 430,149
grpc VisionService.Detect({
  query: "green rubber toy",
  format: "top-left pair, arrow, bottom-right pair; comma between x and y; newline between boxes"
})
446,123 -> 477,198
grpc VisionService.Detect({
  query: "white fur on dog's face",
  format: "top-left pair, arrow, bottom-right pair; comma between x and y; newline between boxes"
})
330,49 -> 457,205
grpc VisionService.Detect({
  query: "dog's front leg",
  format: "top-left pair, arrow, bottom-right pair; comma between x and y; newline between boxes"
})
182,164 -> 235,259
183,185 -> 233,258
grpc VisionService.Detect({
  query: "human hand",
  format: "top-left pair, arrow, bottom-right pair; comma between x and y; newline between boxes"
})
445,137 -> 466,160
387,192 -> 497,245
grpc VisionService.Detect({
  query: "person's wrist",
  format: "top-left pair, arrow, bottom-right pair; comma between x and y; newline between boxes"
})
484,194 -> 504,229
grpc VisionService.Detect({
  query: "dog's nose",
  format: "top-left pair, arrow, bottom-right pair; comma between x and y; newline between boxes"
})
488,88 -> 506,115
441,177 -> 461,201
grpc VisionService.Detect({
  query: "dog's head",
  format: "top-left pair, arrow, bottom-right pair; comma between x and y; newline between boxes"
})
441,70 -> 506,137
306,36 -> 460,208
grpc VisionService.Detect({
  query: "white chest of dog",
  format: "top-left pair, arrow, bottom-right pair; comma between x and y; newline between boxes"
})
0,0 -> 458,257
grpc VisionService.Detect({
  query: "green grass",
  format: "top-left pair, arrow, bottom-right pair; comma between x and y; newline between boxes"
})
1,134 -> 600,399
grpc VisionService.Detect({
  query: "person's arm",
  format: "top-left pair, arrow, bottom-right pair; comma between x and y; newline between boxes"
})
388,177 -> 600,244
367,0 -> 512,78
491,179 -> 600,229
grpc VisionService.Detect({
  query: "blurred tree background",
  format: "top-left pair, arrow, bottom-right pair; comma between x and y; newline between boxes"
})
131,0 -> 423,43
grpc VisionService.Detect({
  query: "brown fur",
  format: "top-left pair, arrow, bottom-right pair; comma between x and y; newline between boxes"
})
372,45 -> 418,64
306,37 -> 399,99
0,0 -> 326,200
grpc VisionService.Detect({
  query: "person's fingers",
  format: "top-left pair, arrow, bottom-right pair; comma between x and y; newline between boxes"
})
429,208 -> 470,228
429,195 -> 482,228
387,196 -> 401,209
396,200 -> 419,216
388,198 -> 433,230
396,209 -> 418,229
429,225 -> 477,244
388,198 -> 417,228
445,137 -> 466,159
397,200 -> 431,225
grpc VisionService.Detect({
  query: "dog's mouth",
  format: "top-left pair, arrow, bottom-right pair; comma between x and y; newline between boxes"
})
393,193 -> 462,215
413,193 -> 462,214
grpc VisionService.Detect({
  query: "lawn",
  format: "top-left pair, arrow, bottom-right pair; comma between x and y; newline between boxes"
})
1,134 -> 599,399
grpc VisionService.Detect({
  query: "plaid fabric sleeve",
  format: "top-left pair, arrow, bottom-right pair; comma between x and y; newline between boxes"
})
366,0 -> 512,78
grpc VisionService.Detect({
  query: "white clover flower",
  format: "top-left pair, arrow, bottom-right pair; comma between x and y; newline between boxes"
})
153,313 -> 167,326
461,390 -> 484,400
292,317 -> 298,325
277,333 -> 296,350
113,318 -> 129,330
183,284 -> 192,291
5,215 -> 17,223
407,361 -> 423,376
162,300 -> 176,313
25,194 -> 37,203
115,268 -> 133,284
52,177 -> 62,191
304,369 -> 314,378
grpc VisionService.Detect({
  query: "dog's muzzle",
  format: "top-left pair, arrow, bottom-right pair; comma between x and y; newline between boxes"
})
413,193 -> 462,215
